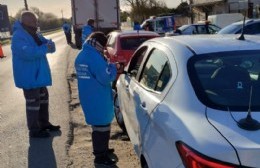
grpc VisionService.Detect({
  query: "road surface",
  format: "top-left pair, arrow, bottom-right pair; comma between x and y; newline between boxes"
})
0,31 -> 71,168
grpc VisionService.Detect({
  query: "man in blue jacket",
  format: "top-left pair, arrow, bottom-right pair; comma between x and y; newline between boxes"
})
75,32 -> 119,167
11,11 -> 60,138
62,21 -> 72,44
81,18 -> 95,44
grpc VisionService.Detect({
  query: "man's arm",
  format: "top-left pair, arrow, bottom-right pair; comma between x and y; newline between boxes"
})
11,33 -> 49,61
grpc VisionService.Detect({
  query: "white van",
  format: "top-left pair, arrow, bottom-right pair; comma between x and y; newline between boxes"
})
208,13 -> 244,28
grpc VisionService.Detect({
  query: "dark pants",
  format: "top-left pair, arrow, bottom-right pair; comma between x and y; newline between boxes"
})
65,32 -> 72,44
23,87 -> 50,133
92,125 -> 111,156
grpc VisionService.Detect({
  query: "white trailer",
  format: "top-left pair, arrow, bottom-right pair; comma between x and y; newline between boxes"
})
208,13 -> 244,28
71,0 -> 120,48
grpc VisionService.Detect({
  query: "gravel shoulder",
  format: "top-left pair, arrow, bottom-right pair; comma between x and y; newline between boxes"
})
66,46 -> 141,168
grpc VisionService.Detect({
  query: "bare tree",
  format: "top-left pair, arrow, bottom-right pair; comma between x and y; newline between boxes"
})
14,7 -> 63,31
123,0 -> 167,22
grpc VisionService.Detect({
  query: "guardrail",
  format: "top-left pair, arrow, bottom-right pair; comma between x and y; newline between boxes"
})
0,27 -> 63,44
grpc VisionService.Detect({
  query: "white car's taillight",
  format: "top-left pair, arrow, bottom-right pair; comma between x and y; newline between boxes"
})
176,142 -> 236,168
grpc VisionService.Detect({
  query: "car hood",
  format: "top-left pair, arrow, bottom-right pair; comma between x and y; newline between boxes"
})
207,108 -> 260,168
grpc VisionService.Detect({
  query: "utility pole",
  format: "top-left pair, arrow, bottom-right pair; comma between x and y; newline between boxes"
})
24,0 -> 28,10
189,0 -> 194,24
248,0 -> 253,18
61,9 -> 64,22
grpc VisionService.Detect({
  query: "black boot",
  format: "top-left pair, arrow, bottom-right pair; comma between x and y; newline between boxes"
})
94,153 -> 117,167
92,126 -> 118,166
92,126 -> 111,154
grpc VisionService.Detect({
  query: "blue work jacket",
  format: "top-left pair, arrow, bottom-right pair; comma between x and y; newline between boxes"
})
11,21 -> 55,89
75,43 -> 117,125
82,25 -> 94,43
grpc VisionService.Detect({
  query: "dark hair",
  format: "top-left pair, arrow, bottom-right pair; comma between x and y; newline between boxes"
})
88,31 -> 107,47
87,19 -> 95,25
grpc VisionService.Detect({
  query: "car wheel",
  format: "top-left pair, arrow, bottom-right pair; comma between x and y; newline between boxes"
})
114,93 -> 127,133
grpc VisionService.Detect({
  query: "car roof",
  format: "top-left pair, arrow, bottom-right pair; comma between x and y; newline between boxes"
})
231,19 -> 260,25
181,23 -> 220,27
149,34 -> 260,55
109,30 -> 160,37
143,16 -> 173,22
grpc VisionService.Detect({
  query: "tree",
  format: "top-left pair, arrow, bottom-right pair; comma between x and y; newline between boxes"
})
123,0 -> 168,23
120,11 -> 130,22
175,2 -> 190,16
13,7 -> 65,31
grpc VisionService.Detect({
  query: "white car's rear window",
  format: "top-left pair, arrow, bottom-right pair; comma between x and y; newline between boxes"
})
188,50 -> 260,111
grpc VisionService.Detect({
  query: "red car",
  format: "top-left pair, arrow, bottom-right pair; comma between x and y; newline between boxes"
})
105,30 -> 160,72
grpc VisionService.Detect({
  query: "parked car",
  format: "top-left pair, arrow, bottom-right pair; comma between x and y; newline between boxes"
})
173,22 -> 221,35
116,34 -> 260,168
218,19 -> 260,35
105,30 -> 159,80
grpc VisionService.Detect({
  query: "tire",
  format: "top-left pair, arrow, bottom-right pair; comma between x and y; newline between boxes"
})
114,93 -> 127,133
143,165 -> 148,168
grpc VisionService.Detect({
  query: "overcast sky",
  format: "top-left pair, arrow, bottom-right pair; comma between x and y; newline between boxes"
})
0,0 -> 182,18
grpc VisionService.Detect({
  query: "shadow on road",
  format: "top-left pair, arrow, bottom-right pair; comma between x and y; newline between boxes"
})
110,131 -> 129,141
28,131 -> 62,168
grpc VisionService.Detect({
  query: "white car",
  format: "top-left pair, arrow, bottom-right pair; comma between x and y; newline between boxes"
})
116,34 -> 260,168
218,19 -> 260,35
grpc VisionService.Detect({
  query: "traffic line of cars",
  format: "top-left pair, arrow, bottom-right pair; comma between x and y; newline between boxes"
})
105,19 -> 260,168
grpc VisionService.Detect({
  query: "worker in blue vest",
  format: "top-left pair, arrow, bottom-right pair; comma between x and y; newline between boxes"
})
62,21 -> 72,44
82,19 -> 95,44
75,32 -> 120,167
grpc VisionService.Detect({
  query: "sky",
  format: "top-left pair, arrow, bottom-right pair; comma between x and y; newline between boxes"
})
0,0 -> 182,18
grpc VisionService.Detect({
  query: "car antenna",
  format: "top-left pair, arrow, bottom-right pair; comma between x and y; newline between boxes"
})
237,86 -> 260,131
237,12 -> 246,40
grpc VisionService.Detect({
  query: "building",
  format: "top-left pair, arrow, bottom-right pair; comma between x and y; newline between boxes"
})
191,0 -> 260,22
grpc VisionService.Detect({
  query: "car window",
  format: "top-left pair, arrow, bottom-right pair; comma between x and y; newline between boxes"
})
140,49 -> 169,91
208,25 -> 221,34
128,46 -> 148,79
155,62 -> 171,92
197,25 -> 208,34
155,19 -> 164,31
106,34 -> 116,48
120,37 -> 154,50
188,50 -> 260,111
218,24 -> 241,34
244,22 -> 260,34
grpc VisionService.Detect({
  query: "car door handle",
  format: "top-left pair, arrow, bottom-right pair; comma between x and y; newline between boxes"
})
140,102 -> 146,109
125,84 -> 129,92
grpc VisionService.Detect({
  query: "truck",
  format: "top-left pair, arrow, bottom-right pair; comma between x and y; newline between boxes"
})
207,13 -> 244,28
71,0 -> 120,48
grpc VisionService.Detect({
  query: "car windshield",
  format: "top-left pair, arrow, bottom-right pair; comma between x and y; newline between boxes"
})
177,25 -> 190,31
188,50 -> 260,111
218,24 -> 242,34
120,37 -> 154,50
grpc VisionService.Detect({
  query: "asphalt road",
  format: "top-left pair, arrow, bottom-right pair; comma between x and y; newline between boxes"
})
0,31 -> 72,168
